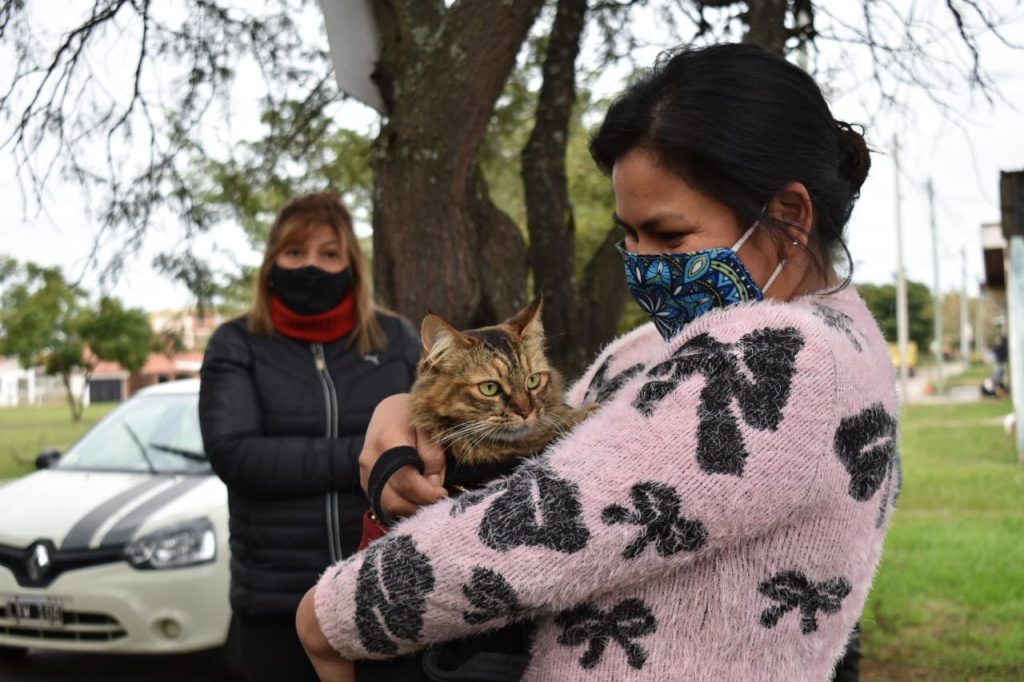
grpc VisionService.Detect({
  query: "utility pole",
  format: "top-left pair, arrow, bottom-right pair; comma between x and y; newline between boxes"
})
975,292 -> 985,359
961,246 -> 971,364
894,136 -> 910,402
927,179 -> 944,394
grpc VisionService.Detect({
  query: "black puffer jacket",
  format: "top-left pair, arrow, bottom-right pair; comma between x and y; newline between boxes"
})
199,313 -> 420,616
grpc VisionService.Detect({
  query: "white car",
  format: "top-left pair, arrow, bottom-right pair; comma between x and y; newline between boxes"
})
0,379 -> 236,664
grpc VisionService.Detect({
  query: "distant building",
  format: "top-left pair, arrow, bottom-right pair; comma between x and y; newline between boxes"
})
0,358 -> 34,407
90,351 -> 205,404
1,307 -> 219,408
982,222 -> 1009,331
149,309 -> 222,352
88,308 -> 218,404
0,361 -> 86,407
983,222 -> 1007,292
88,360 -> 130,404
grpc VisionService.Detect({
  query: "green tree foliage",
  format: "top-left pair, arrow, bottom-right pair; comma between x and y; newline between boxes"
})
0,260 -> 84,372
857,281 -> 934,351
198,109 -> 373,249
0,259 -> 153,421
81,298 -> 152,373
161,102 -> 374,317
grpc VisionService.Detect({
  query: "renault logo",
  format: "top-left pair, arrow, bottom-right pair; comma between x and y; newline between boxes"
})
27,543 -> 50,582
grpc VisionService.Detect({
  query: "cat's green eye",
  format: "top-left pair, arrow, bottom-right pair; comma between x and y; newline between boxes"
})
478,381 -> 501,397
526,373 -> 542,389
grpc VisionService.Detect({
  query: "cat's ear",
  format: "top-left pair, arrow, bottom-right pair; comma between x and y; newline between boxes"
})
508,296 -> 544,338
421,313 -> 469,360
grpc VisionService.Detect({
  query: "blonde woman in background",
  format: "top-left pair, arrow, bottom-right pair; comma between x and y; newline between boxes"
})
199,192 -> 420,681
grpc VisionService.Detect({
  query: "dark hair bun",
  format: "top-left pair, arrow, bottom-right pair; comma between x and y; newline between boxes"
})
835,120 -> 871,194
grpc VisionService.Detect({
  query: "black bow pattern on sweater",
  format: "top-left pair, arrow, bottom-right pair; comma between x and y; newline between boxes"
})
461,567 -> 522,625
354,534 -> 435,655
834,403 -> 901,528
633,327 -> 805,476
758,570 -> 852,635
477,461 -> 590,553
449,479 -> 510,517
584,354 -> 645,405
601,482 -> 708,559
556,598 -> 657,670
812,304 -> 863,352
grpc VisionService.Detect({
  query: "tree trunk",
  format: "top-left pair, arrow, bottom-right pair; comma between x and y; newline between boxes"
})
577,225 -> 631,370
743,0 -> 790,56
522,0 -> 625,379
61,371 -> 84,422
371,0 -> 543,329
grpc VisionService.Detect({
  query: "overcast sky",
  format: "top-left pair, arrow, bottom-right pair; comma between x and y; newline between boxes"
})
2,1 -> 1022,312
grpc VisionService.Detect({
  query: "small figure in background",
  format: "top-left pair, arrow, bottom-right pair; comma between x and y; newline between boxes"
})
983,334 -> 1009,397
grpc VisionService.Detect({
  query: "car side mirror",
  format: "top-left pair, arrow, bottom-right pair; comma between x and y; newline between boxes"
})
36,449 -> 62,470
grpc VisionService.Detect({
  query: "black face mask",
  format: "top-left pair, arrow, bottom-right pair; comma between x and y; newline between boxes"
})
268,264 -> 354,315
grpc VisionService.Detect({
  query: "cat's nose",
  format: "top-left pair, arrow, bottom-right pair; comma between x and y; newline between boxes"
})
511,397 -> 532,419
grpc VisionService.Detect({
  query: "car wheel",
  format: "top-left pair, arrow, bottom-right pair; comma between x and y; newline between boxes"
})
0,645 -> 28,660
216,615 -> 244,679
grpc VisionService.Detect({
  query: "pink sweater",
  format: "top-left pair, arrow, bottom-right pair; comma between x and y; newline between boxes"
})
314,287 -> 900,680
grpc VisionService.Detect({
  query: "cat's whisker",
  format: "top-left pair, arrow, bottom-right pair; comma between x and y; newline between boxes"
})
437,421 -> 492,445
437,427 -> 480,446
445,420 -> 495,449
540,412 -> 571,431
540,413 -> 574,439
439,420 -> 488,438
462,425 -> 499,458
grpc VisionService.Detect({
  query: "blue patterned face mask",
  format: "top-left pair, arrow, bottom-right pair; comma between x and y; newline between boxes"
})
617,222 -> 785,341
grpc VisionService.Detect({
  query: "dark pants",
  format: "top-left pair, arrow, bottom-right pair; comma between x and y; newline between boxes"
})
238,614 -> 319,682
832,622 -> 861,682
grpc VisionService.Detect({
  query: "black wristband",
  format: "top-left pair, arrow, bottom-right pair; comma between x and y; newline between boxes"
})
443,450 -> 529,488
367,446 -> 424,528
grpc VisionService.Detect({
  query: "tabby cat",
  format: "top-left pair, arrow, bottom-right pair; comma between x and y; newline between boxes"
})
409,298 -> 592,469
365,300 -> 589,681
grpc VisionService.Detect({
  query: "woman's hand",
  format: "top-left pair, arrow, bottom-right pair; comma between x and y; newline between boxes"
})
297,587 -> 356,682
358,394 -> 447,520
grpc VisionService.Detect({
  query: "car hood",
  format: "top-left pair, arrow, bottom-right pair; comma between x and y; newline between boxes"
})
0,470 -> 226,550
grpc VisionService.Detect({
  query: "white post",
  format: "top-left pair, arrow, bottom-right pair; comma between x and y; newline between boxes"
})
975,293 -> 985,359
1008,236 -> 1024,463
1000,171 -> 1024,463
894,136 -> 910,402
961,246 -> 971,363
928,179 -> 944,393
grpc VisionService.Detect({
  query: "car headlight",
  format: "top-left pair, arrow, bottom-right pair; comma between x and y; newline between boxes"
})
125,518 -> 216,570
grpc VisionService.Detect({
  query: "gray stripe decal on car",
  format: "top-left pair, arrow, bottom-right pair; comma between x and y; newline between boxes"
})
98,477 -> 208,548
61,477 -> 169,550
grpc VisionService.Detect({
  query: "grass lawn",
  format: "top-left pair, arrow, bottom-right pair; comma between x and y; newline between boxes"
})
862,398 -> 1023,681
943,364 -> 995,391
0,403 -> 117,479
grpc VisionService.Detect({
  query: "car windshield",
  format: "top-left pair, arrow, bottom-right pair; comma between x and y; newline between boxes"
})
57,392 -> 210,474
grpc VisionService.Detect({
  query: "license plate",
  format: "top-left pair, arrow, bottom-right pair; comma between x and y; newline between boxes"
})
5,596 -> 64,627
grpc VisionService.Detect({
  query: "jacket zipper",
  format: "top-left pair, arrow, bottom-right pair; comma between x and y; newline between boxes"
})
312,343 -> 344,562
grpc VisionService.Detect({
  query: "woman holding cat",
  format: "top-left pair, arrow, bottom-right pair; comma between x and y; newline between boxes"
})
199,192 -> 421,681
298,44 -> 899,681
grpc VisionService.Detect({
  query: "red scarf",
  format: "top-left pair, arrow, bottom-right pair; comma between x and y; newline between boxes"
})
269,293 -> 356,343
